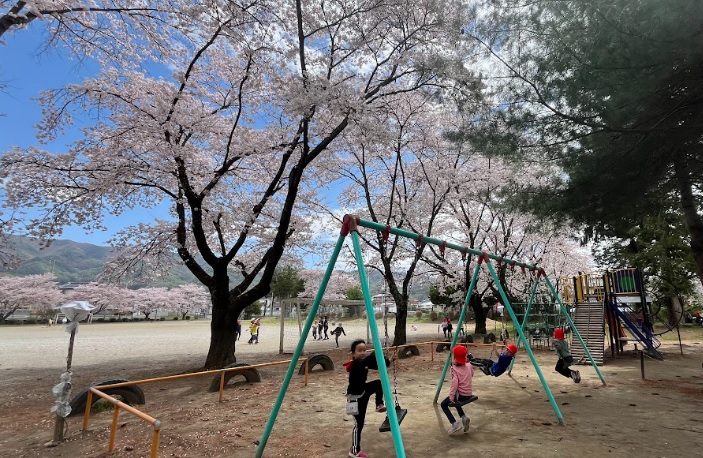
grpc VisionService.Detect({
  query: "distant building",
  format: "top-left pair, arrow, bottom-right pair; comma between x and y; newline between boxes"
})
58,282 -> 90,293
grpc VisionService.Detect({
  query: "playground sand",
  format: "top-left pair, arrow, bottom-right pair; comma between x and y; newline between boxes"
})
1,320 -> 702,457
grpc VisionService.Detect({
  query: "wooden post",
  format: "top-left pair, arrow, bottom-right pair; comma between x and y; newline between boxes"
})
279,302 -> 285,355
676,324 -> 684,356
639,350 -> 645,380
296,300 -> 303,337
52,328 -> 76,443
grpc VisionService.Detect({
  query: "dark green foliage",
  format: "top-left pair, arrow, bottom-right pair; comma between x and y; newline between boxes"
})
345,286 -> 363,300
270,266 -> 305,300
428,283 -> 459,308
464,0 -> 703,288
594,196 -> 698,298
243,301 -> 262,319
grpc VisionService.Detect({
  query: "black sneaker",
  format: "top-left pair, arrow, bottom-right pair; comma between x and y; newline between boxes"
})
572,370 -> 581,383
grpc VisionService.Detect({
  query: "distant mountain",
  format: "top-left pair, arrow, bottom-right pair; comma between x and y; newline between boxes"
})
0,235 -> 198,286
0,235 -> 431,297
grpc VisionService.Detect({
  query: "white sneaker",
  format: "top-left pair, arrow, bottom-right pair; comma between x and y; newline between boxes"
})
448,422 -> 463,435
461,415 -> 470,432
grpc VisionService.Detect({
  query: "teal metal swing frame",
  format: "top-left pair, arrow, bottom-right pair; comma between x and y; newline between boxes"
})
256,215 -> 606,458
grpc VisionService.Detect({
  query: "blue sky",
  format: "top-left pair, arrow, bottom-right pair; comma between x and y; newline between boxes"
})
1,23 -> 346,251
1,25 -> 166,246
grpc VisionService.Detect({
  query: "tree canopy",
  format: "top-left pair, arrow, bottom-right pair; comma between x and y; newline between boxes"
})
270,266 -> 305,301
464,0 -> 703,291
0,0 -> 475,368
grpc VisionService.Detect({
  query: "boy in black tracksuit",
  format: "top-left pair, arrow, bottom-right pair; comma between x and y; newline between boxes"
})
330,324 -> 346,348
345,339 -> 390,458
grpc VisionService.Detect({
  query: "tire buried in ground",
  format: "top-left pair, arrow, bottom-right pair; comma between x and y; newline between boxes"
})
208,362 -> 261,392
435,340 -> 451,352
397,345 -> 420,359
484,333 -> 496,344
298,354 -> 334,374
68,378 -> 145,417
461,334 -> 474,343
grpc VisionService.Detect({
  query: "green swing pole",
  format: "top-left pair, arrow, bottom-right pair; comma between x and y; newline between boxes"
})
542,276 -> 607,386
353,217 -> 546,279
350,230 -> 407,458
433,262 -> 482,404
485,261 -> 566,426
508,276 -> 541,375
256,231 -> 347,458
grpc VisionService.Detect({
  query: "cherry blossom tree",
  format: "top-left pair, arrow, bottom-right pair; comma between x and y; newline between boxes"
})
300,270 -> 358,301
423,156 -> 593,333
66,283 -> 126,315
0,1 -> 188,44
0,215 -> 19,268
0,1 -> 474,367
326,93 -> 472,345
169,283 -> 210,319
298,269 -> 360,316
0,273 -> 62,321
68,282 -> 211,319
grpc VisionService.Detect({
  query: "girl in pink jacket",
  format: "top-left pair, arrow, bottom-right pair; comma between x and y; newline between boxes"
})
440,345 -> 475,435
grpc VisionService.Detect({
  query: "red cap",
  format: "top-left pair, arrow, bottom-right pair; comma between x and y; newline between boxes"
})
506,343 -> 518,354
452,345 -> 468,364
554,328 -> 565,340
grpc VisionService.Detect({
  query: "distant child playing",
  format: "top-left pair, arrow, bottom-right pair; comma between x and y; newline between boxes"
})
345,339 -> 390,458
470,343 -> 518,377
440,346 -> 474,435
553,328 -> 581,383
330,323 -> 347,348
247,319 -> 259,344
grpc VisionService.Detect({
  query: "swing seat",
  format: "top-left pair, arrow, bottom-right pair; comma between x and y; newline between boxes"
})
379,406 -> 408,432
448,395 -> 478,408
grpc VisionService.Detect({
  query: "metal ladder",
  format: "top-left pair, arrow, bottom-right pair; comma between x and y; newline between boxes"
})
570,301 -> 605,365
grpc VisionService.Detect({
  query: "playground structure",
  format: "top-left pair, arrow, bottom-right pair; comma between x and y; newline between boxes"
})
562,268 -> 677,362
256,215 -> 606,458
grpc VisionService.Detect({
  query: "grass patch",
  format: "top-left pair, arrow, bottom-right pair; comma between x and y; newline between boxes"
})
91,399 -> 115,414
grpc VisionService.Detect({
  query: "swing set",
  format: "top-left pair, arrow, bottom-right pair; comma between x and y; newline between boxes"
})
256,215 -> 607,458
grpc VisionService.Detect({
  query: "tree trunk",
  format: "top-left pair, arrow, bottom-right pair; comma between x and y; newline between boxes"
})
673,154 -> 703,289
470,293 -> 487,334
385,269 -> 408,347
204,272 -> 238,369
393,300 -> 408,347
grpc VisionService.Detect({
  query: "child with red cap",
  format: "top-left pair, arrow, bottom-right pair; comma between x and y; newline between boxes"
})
441,345 -> 475,435
553,328 -> 580,383
470,343 -> 518,377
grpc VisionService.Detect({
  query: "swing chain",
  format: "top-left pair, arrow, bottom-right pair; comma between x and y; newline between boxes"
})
383,288 -> 400,405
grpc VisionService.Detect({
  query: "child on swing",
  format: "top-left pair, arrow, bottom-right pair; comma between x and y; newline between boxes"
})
470,343 -> 518,377
345,339 -> 391,458
440,345 -> 474,435
553,328 -> 581,383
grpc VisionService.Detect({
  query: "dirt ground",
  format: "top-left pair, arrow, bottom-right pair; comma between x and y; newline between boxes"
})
1,320 -> 702,458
